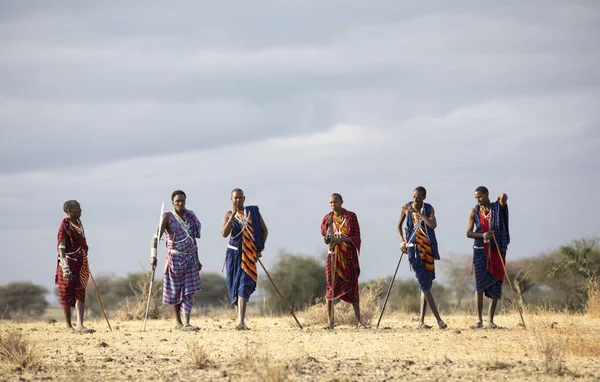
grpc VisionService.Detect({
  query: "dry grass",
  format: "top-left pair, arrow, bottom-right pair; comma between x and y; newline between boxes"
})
298,280 -> 382,327
232,340 -> 292,382
529,318 -> 567,375
118,271 -> 165,321
585,276 -> 600,318
0,329 -> 41,372
185,341 -> 213,369
2,312 -> 599,381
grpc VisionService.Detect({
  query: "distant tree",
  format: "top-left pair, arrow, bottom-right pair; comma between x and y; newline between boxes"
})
0,282 -> 48,319
440,255 -> 475,308
197,273 -> 229,307
260,250 -> 326,312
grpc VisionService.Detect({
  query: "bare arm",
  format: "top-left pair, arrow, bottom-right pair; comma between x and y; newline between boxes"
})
397,210 -> 407,242
498,193 -> 508,207
220,211 -> 235,238
466,208 -> 487,239
151,213 -> 171,249
409,205 -> 437,229
259,214 -> 268,244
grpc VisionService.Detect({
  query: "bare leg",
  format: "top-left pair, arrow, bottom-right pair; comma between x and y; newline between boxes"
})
325,300 -> 334,329
352,303 -> 369,328
471,291 -> 484,328
184,313 -> 190,326
488,298 -> 498,324
75,300 -> 85,327
63,307 -> 73,329
419,293 -> 428,324
236,297 -> 249,330
173,305 -> 183,326
423,291 -> 446,328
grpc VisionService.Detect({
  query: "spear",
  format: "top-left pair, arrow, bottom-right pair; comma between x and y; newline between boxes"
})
144,202 -> 164,331
376,224 -> 419,329
492,233 -> 527,329
258,258 -> 303,329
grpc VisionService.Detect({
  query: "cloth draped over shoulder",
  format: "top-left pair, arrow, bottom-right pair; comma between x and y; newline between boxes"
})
473,201 -> 510,299
321,209 -> 361,304
405,202 -> 439,292
225,205 -> 265,305
55,218 -> 90,307
162,209 -> 202,315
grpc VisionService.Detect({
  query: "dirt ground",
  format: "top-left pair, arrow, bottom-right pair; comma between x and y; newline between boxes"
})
1,311 -> 599,381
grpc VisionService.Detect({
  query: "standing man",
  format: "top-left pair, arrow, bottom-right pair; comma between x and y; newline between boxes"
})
220,188 -> 268,330
151,190 -> 202,331
397,186 -> 447,329
56,200 -> 94,333
321,193 -> 369,329
466,186 -> 509,329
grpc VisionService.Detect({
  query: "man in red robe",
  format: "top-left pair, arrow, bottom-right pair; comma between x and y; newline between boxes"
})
321,193 -> 369,329
55,200 -> 94,333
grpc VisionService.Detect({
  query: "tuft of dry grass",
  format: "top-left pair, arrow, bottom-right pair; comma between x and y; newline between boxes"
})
530,319 -> 567,375
185,341 -> 213,370
118,271 -> 165,321
230,340 -> 294,382
298,280 -> 382,327
0,329 -> 42,371
585,276 -> 600,318
563,335 -> 600,357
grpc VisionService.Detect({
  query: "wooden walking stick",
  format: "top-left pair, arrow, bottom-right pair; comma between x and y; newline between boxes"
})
376,252 -> 404,329
89,271 -> 112,331
492,233 -> 527,329
257,258 -> 303,329
144,203 -> 164,331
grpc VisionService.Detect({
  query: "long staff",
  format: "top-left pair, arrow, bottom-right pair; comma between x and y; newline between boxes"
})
89,271 -> 112,331
258,258 -> 303,329
376,224 -> 420,329
376,252 -> 404,329
144,203 -> 164,331
492,233 -> 527,329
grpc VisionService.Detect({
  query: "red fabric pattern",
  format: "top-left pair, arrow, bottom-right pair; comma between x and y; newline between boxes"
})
479,210 -> 505,282
55,218 -> 89,307
321,209 -> 361,304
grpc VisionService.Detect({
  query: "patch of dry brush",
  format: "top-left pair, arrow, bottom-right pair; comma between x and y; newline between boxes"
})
298,280 -> 382,327
0,329 -> 42,372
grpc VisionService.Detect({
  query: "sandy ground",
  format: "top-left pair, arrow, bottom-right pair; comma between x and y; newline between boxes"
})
1,311 -> 599,381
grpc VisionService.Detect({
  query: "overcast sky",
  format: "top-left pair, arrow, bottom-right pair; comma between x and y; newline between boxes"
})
1,1 -> 599,303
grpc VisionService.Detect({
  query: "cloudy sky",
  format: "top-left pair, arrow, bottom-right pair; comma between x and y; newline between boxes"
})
1,1 -> 599,303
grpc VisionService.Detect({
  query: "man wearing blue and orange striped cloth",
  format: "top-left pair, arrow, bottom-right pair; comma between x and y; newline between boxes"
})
397,187 -> 447,330
220,188 -> 268,330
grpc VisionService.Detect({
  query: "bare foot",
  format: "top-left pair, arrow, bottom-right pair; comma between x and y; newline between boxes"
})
181,324 -> 199,332
235,323 -> 250,331
485,322 -> 499,329
74,326 -> 95,334
417,323 -> 432,330
323,323 -> 335,330
470,321 -> 483,329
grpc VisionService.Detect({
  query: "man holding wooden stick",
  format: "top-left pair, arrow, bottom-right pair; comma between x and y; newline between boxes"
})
151,190 -> 202,331
220,188 -> 268,330
466,186 -> 510,329
397,186 -> 447,330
